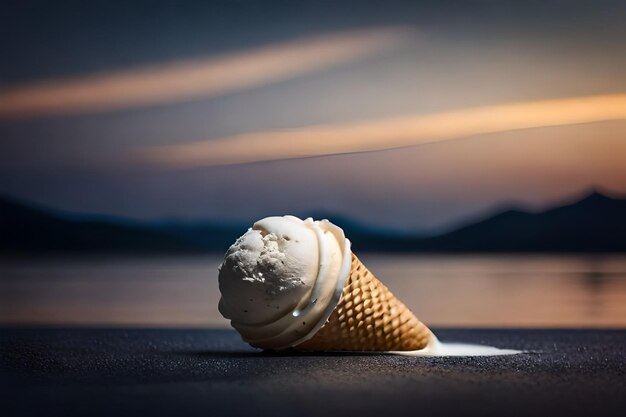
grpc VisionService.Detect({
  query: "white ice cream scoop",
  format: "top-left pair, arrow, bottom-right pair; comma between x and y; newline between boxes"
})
218,215 -> 352,350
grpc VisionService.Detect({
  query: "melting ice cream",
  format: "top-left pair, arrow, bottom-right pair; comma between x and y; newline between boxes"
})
218,215 -> 520,356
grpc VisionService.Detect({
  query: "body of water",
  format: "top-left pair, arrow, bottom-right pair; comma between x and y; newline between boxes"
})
1,254 -> 625,327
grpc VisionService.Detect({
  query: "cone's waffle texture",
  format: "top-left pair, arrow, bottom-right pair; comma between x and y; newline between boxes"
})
296,253 -> 431,351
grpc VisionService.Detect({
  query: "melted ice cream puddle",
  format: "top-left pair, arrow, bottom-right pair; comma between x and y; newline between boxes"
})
391,335 -> 521,357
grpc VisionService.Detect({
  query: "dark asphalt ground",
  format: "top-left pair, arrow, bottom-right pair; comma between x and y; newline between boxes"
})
1,328 -> 625,417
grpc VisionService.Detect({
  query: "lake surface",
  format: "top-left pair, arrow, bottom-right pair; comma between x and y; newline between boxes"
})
1,254 -> 625,328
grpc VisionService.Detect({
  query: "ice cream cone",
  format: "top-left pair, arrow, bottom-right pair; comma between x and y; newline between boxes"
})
295,253 -> 432,351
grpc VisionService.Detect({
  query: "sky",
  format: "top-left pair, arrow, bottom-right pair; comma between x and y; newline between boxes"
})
1,0 -> 626,232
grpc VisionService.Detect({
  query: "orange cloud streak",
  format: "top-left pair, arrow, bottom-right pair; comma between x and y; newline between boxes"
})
0,27 -> 412,118
140,94 -> 626,168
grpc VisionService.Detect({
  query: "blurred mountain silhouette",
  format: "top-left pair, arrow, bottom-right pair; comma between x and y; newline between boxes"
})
413,190 -> 626,253
1,190 -> 625,255
0,198 -> 202,255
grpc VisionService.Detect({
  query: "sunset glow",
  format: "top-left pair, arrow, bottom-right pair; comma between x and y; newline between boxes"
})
2,1 -> 625,230
0,27 -> 412,118
140,94 -> 626,168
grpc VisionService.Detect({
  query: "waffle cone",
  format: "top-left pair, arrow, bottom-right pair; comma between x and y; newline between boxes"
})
296,253 -> 431,351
